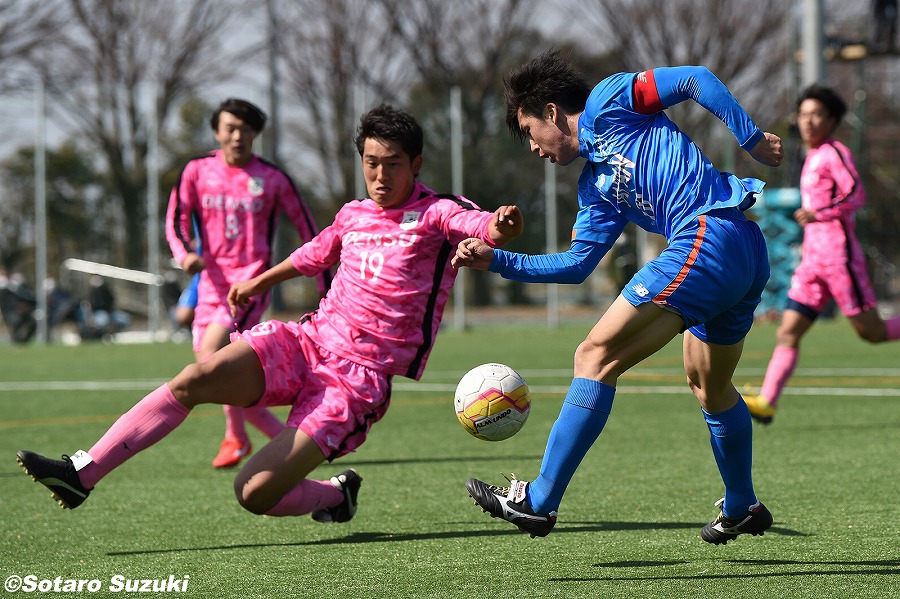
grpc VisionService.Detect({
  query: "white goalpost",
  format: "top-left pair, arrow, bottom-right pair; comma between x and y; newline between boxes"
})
62,259 -> 164,287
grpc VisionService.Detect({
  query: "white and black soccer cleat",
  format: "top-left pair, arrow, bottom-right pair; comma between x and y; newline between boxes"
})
701,497 -> 773,545
466,476 -> 557,538
311,468 -> 362,523
17,450 -> 92,509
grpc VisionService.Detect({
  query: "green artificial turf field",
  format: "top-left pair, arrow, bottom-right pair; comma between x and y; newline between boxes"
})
1,317 -> 897,598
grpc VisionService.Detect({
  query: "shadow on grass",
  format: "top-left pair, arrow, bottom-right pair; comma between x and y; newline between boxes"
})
107,521 -> 804,556
0,454 -> 544,479
552,558 -> 899,581
337,454 -> 544,467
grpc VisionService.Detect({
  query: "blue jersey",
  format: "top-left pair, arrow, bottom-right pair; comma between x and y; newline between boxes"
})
491,66 -> 768,284
573,66 -> 765,244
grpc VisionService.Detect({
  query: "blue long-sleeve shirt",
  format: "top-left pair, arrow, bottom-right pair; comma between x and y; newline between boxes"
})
491,65 -> 766,284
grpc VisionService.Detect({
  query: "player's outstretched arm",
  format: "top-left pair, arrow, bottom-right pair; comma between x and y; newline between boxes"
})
648,66 -> 773,156
228,258 -> 301,317
453,238 -> 611,284
748,132 -> 784,167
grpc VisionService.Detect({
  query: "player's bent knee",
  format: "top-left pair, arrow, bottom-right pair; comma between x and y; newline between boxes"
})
167,363 -> 211,406
686,378 -> 710,405
170,360 -> 238,407
774,328 -> 801,347
233,479 -> 275,515
574,339 -> 613,379
858,327 -> 886,344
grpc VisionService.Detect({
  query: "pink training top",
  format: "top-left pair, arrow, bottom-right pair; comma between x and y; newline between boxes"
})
289,180 -> 499,380
799,139 -> 866,265
166,150 -> 329,297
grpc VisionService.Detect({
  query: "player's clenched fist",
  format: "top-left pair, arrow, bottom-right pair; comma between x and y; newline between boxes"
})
492,205 -> 524,241
452,238 -> 494,271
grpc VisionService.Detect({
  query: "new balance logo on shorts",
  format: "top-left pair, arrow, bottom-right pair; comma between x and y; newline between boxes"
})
632,283 -> 650,297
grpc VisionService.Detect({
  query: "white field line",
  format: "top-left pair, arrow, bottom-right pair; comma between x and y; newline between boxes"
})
1,367 -> 899,397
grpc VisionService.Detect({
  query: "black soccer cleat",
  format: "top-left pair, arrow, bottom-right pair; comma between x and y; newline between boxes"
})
701,497 -> 773,545
466,476 -> 557,538
311,469 -> 362,523
16,450 -> 92,509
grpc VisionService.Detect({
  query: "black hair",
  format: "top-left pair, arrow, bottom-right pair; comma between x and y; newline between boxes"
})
797,84 -> 847,125
210,98 -> 267,133
503,49 -> 591,142
354,103 -> 424,160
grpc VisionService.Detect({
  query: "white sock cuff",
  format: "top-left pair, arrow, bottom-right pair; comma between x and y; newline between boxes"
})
69,450 -> 93,471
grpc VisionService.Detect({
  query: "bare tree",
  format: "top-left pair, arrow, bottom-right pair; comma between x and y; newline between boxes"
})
374,0 -> 539,157
574,0 -> 791,173
23,0 -> 259,268
1,142 -> 107,273
0,0 -> 62,88
272,0 -> 411,212
273,0 -> 541,214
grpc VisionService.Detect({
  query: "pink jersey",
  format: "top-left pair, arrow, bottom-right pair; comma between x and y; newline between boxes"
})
165,151 -> 329,300
798,139 -> 866,265
288,181 -> 498,380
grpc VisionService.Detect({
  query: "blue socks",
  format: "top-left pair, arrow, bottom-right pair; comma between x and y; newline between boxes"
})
703,399 -> 757,518
527,378 -> 615,514
525,379 -> 758,519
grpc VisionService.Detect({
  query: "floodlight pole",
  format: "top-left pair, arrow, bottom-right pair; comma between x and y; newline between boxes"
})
34,78 -> 48,345
802,0 -> 825,86
545,159 -> 559,329
265,0 -> 286,312
354,84 -> 367,200
146,82 -> 161,339
265,0 -> 281,166
450,86 -> 467,331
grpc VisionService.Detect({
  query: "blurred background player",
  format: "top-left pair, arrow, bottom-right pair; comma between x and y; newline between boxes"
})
174,273 -> 199,330
166,98 -> 330,468
17,104 -> 523,525
743,85 -> 900,424
453,50 -> 782,544
167,218 -> 202,338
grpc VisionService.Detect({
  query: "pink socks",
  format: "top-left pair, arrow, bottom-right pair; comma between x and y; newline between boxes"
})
263,479 -> 343,517
223,405 -> 248,442
78,384 -> 190,489
756,316 -> 900,411
223,405 -> 285,441
244,407 -> 286,439
886,317 -> 900,341
760,345 -> 798,407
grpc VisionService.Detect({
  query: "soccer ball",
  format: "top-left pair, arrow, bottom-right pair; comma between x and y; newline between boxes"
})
454,363 -> 530,441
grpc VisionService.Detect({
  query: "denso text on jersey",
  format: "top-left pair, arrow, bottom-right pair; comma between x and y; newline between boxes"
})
342,230 -> 417,248
201,194 -> 267,212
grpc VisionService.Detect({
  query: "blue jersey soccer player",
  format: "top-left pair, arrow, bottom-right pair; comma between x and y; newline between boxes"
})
174,273 -> 200,328
453,51 -> 784,544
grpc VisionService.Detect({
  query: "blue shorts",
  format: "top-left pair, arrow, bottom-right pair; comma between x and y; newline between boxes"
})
620,210 -> 770,345
177,274 -> 200,309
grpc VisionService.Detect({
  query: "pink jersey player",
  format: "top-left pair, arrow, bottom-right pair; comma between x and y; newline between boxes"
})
233,180 -> 507,459
788,138 -> 872,314
166,149 -> 328,339
285,182 -> 497,380
17,104 -> 523,526
165,99 -> 329,469
745,85 -> 900,425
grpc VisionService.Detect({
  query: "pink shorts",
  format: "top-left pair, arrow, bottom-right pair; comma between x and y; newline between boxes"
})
787,257 -> 877,317
232,319 -> 393,461
192,294 -> 269,352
